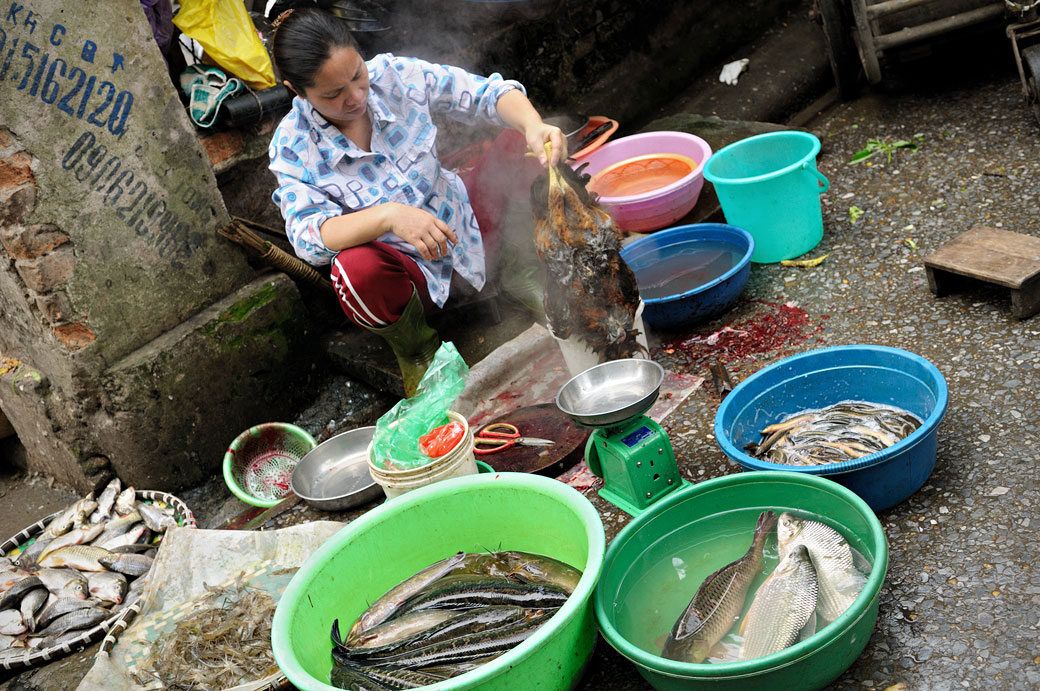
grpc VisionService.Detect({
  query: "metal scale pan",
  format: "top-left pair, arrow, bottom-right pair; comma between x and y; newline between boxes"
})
555,359 -> 664,428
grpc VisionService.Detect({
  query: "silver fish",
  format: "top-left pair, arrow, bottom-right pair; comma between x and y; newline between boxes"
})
0,633 -> 15,651
348,551 -> 468,641
89,478 -> 121,524
777,512 -> 867,622
38,523 -> 105,562
36,568 -> 89,599
90,511 -> 141,547
35,606 -> 109,637
38,545 -> 112,572
14,536 -> 54,567
87,572 -> 127,606
36,597 -> 101,629
40,494 -> 96,539
0,576 -> 43,610
0,567 -> 32,589
0,609 -> 26,636
738,545 -> 818,661
98,553 -> 153,577
109,543 -> 155,554
345,610 -> 458,650
19,588 -> 48,633
136,503 -> 177,533
113,487 -> 137,516
661,511 -> 778,663
95,524 -> 147,552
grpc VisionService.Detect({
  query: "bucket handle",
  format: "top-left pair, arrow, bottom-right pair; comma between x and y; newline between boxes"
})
801,162 -> 830,194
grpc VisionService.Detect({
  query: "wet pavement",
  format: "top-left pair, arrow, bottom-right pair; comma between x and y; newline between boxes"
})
4,4 -> 1040,689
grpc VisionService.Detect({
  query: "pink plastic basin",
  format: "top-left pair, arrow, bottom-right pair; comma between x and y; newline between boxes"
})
576,132 -> 713,233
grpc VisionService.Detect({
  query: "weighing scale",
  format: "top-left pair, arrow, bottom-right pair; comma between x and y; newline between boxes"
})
556,359 -> 689,516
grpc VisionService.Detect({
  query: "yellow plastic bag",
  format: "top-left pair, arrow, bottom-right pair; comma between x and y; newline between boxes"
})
173,0 -> 276,90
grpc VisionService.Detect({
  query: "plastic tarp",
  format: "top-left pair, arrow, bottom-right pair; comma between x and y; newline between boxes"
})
76,521 -> 344,691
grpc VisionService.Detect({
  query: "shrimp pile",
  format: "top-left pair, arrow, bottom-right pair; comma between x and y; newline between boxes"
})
145,580 -> 279,690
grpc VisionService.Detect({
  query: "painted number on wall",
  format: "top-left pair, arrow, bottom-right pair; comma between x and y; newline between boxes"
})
1,4 -> 134,137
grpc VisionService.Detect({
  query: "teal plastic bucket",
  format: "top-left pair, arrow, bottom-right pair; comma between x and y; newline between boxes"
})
703,131 -> 829,263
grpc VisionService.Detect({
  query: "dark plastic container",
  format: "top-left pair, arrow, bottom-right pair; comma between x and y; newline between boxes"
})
714,345 -> 948,511
620,223 -> 753,330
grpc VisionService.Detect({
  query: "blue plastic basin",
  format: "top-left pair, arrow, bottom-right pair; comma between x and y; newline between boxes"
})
621,223 -> 754,330
714,345 -> 948,511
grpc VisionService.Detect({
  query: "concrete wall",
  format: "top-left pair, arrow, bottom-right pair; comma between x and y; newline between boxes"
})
362,0 -> 803,129
0,0 -> 314,491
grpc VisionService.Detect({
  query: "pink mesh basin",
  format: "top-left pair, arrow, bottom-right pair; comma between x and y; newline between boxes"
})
576,132 -> 713,233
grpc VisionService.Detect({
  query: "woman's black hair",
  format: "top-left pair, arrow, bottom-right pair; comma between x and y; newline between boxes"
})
272,8 -> 360,93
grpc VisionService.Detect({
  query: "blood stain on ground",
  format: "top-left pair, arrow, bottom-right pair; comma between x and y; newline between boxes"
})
653,300 -> 829,376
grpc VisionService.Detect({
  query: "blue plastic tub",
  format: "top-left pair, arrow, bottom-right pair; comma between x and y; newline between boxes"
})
620,224 -> 754,330
714,345 -> 948,511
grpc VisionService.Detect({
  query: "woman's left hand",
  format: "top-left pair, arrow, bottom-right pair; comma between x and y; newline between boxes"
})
524,123 -> 567,167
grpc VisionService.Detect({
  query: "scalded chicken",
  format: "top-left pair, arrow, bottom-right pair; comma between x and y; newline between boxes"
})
530,144 -> 645,360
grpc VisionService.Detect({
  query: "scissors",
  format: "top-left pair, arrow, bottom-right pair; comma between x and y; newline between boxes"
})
473,423 -> 555,455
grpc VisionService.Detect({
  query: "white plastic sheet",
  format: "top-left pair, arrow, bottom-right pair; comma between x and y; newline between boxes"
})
76,521 -> 344,691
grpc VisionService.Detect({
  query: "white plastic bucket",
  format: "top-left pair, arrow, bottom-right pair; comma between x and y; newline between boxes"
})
553,301 -> 650,377
367,411 -> 478,499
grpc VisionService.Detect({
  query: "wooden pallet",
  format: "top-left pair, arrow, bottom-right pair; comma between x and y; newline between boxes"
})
923,226 -> 1040,319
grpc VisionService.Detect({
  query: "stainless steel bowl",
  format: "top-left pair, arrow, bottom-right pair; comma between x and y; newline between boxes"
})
555,359 -> 665,427
290,426 -> 385,511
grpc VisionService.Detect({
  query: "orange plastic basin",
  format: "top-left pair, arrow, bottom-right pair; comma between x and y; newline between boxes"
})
587,153 -> 698,198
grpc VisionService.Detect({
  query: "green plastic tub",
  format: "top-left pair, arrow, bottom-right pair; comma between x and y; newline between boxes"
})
272,472 -> 605,690
594,472 -> 888,691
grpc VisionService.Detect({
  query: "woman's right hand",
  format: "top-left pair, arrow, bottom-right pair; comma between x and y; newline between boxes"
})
383,203 -> 459,261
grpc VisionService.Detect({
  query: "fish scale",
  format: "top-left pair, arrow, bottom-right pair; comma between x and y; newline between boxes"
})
738,545 -> 818,660
777,512 -> 867,622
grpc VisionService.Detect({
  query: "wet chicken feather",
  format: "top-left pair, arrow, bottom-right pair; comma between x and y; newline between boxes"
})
530,148 -> 645,360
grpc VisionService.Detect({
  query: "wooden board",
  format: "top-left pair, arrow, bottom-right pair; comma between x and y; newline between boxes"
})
923,226 -> 1040,319
476,404 -> 590,477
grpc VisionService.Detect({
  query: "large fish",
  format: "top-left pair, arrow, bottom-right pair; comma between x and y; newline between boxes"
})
37,524 -> 105,562
89,478 -> 121,524
347,552 -> 468,641
0,576 -> 43,610
38,545 -> 112,572
661,511 -> 777,663
36,597 -> 102,629
86,572 -> 128,606
738,545 -> 818,661
36,568 -> 88,600
40,495 -> 97,540
14,536 -> 54,567
91,512 -> 142,547
19,588 -> 48,633
0,609 -> 26,636
95,524 -> 147,552
776,512 -> 867,622
98,553 -> 153,577
136,503 -> 177,533
34,606 -> 109,637
113,488 -> 137,516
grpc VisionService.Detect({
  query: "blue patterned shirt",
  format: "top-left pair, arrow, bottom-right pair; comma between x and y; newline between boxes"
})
268,53 -> 524,307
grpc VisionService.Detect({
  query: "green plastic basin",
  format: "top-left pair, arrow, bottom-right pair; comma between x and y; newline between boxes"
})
594,472 -> 888,691
272,472 -> 605,690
